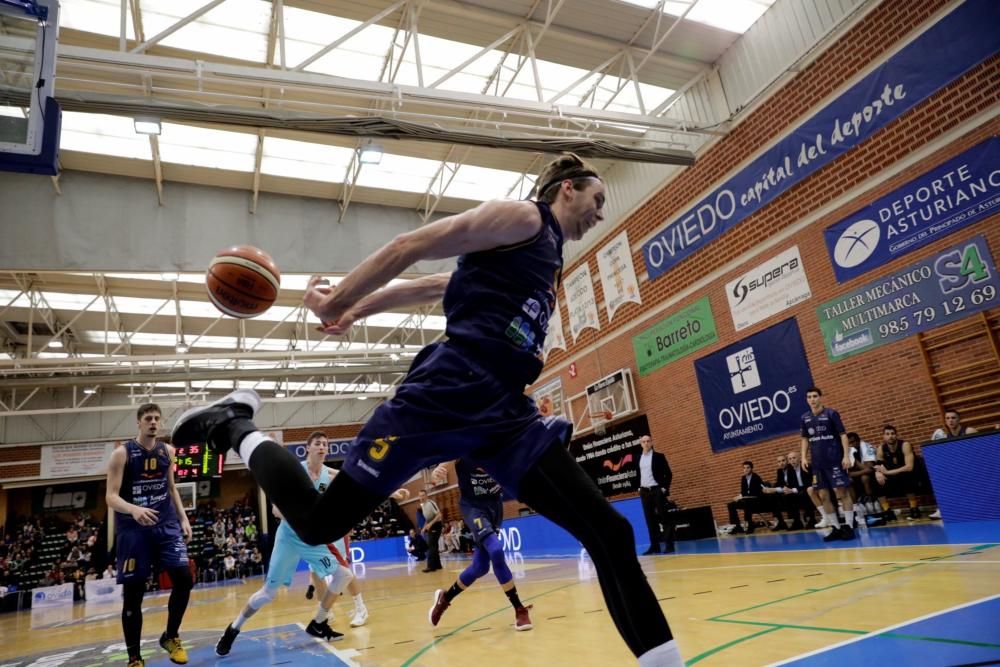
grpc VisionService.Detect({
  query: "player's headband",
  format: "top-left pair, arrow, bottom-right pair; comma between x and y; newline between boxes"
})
535,169 -> 600,198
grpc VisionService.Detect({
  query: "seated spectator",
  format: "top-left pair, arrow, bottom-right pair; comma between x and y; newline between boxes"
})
784,451 -> 819,528
874,425 -> 920,521
223,552 -> 238,579
727,461 -> 779,534
65,526 -> 79,544
931,409 -> 977,440
760,454 -> 792,530
847,432 -> 878,515
406,528 -> 428,561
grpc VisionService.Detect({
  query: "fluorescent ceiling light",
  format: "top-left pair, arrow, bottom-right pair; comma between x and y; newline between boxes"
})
357,394 -> 368,400
160,272 -> 180,281
83,387 -> 98,395
134,116 -> 162,136
46,340 -> 63,348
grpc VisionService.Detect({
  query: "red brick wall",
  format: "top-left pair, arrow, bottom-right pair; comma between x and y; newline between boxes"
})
536,0 -> 1000,525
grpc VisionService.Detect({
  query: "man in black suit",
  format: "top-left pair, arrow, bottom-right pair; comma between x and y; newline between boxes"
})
783,451 -> 818,528
727,461 -> 769,534
761,454 -> 791,530
637,435 -> 675,554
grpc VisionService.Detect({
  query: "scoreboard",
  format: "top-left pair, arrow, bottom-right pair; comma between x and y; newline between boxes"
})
172,443 -> 223,480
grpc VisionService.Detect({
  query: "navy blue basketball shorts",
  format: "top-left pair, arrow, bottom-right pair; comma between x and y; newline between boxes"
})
341,341 -> 573,500
460,497 -> 503,547
116,522 -> 188,584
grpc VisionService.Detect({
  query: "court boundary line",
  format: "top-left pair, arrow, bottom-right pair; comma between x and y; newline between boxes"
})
767,593 -> 1000,665
686,543 -> 999,664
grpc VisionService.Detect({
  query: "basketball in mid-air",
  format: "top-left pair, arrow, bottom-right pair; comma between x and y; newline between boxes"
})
206,245 -> 280,318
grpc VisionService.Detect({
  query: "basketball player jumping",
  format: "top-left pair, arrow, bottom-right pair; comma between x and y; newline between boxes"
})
105,404 -> 194,667
427,460 -> 533,631
173,153 -> 683,666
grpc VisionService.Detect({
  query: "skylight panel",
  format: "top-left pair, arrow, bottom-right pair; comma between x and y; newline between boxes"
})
138,0 -> 270,63
280,6 -> 392,80
0,106 -> 25,118
355,153 -> 437,194
60,0 -> 137,40
394,33 -> 503,94
260,137 -> 355,182
686,0 -> 774,33
157,122 -> 257,172
617,0 -> 774,34
445,164 -> 522,202
59,111 -> 151,160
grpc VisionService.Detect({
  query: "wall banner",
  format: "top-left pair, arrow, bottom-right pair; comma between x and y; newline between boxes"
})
40,442 -> 115,479
531,376 -> 567,420
824,137 -> 1000,282
695,318 -> 813,452
631,296 -> 718,376
569,414 -> 650,497
726,246 -> 812,332
597,231 -> 642,321
818,235 -> 1000,361
543,301 -> 567,360
564,263 -> 601,342
641,0 -> 1000,281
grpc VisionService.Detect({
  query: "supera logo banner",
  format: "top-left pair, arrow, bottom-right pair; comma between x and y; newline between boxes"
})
695,318 -> 813,452
825,137 -> 1000,282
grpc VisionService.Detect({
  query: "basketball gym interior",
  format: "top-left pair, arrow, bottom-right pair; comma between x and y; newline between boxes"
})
0,1 -> 998,665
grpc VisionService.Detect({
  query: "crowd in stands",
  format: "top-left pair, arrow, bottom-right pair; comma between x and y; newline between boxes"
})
350,499 -> 410,540
0,513 -> 108,597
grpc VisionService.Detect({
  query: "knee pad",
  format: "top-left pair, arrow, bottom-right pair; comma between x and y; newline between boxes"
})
248,584 -> 279,610
326,566 -> 353,596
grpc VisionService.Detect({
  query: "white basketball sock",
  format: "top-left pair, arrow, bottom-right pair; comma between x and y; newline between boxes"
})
638,639 -> 685,666
238,431 -> 272,464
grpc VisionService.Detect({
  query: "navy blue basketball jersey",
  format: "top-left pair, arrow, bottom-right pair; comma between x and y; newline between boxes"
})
801,407 -> 846,459
116,440 -> 178,531
442,200 -> 563,387
456,459 -> 503,504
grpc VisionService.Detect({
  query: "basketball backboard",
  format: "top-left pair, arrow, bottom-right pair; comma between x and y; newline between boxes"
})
0,0 -> 60,174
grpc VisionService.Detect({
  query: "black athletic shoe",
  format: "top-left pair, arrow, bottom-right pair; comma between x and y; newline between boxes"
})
305,619 -> 344,642
839,525 -> 856,540
908,507 -> 921,520
215,624 -> 240,656
882,509 -> 897,522
305,584 -> 315,600
823,528 -> 842,542
171,389 -> 261,452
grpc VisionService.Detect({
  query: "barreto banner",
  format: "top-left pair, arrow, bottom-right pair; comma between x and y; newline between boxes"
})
641,0 -> 1000,281
631,296 -> 718,376
725,245 -> 812,332
564,263 -> 601,342
695,318 -> 813,452
597,230 -> 642,321
817,235 -> 1000,361
824,136 -> 1000,282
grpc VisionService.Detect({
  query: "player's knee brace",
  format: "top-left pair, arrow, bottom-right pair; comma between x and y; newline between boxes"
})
248,583 -> 279,610
484,535 -> 513,585
326,566 -> 354,595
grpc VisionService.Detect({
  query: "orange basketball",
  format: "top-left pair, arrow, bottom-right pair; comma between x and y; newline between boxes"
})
206,245 -> 281,318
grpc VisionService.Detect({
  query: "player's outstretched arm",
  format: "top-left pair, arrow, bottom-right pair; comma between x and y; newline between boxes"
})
314,272 -> 452,335
305,199 -> 542,325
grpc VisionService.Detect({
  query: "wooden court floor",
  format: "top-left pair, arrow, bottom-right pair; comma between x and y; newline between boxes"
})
2,527 -> 999,666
